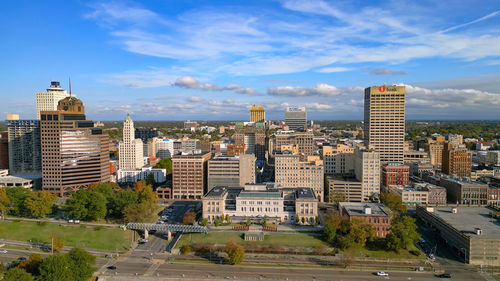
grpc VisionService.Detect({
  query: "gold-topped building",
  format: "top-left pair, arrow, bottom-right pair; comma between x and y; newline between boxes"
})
250,106 -> 265,123
364,85 -> 406,164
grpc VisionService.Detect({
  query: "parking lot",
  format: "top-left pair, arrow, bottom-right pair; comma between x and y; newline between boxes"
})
160,201 -> 200,224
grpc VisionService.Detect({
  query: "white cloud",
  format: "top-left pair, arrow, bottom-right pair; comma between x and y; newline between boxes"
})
173,76 -> 256,94
305,103 -> 334,111
268,84 -> 341,97
187,96 -> 205,102
86,2 -> 500,76
106,68 -> 176,88
315,67 -> 352,73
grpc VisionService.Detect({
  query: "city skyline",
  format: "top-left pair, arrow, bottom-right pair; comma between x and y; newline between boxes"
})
2,1 -> 500,121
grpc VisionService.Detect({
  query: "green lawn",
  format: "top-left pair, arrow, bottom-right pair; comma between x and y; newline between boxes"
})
0,221 -> 133,252
178,232 -> 329,247
344,245 -> 425,260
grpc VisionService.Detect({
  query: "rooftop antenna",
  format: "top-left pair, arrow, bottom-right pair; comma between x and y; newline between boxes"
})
69,77 -> 72,97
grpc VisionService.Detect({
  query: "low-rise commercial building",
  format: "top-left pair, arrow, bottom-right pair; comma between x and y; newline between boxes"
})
0,175 -> 39,189
416,206 -> 500,266
382,163 -> 410,187
440,176 -> 489,205
339,202 -> 392,237
387,185 -> 429,205
207,155 -> 256,191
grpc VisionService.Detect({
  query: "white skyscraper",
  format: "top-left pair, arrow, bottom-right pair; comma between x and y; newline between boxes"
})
36,81 -> 72,120
354,146 -> 381,201
285,106 -> 307,131
118,114 -> 143,169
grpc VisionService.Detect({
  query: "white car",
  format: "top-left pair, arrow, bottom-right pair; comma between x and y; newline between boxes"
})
0,250 -> 8,254
376,271 -> 389,276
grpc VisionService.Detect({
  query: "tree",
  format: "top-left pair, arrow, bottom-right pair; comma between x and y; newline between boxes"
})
301,217 -> 305,224
132,180 -> 147,193
154,158 -> 172,175
107,190 -> 138,219
323,223 -> 336,244
122,202 -> 158,223
182,211 -> 196,225
67,248 -> 96,281
223,242 -> 245,265
214,218 -> 220,227
329,191 -> 346,204
145,173 -> 156,187
348,219 -> 375,247
24,191 -> 56,218
50,233 -> 65,252
3,267 -> 34,281
0,188 -> 10,219
201,218 -> 208,226
65,190 -> 107,221
262,216 -> 267,226
386,215 -> 420,252
18,253 -> 43,275
180,244 -> 192,255
225,214 -> 230,223
380,193 -> 407,214
137,185 -> 158,205
246,218 -> 251,226
37,254 -> 73,281
5,187 -> 30,216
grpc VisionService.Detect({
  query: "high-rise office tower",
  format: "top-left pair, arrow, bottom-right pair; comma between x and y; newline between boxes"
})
354,147 -> 381,201
233,122 -> 266,160
207,154 -> 256,191
118,114 -> 143,169
172,152 -> 211,200
36,81 -> 72,120
250,106 -> 265,123
285,106 -> 307,130
40,96 -> 110,196
364,85 -> 405,164
7,115 -> 41,174
442,143 -> 472,178
275,131 -> 314,161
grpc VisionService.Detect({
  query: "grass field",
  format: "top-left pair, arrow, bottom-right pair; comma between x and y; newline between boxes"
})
344,245 -> 424,260
178,232 -> 329,247
0,220 -> 133,252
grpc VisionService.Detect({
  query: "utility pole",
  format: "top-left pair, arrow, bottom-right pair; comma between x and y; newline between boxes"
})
51,237 -> 54,254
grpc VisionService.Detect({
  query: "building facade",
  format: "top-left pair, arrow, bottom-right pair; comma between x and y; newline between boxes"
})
275,153 -> 324,201
249,106 -> 265,123
439,176 -> 489,205
117,167 -> 166,183
382,163 -> 410,187
339,202 -> 392,237
40,96 -> 110,196
354,147 -> 381,201
325,176 -> 363,202
172,152 -> 211,200
0,132 -> 9,170
207,155 -> 256,191
284,106 -> 307,131
233,122 -> 266,160
36,81 -> 71,120
364,85 -> 405,164
7,119 -> 41,174
275,131 -> 315,161
442,143 -> 472,178
118,114 -> 143,169
155,138 -> 174,159
323,144 -> 355,176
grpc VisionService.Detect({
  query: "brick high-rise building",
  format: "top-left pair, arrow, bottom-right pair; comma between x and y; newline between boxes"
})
207,155 -> 256,191
40,96 -> 110,196
275,153 -> 324,201
172,151 -> 211,200
364,85 -> 405,164
382,163 -> 410,187
249,106 -> 265,123
7,117 -> 41,174
36,81 -> 71,120
442,143 -> 472,178
118,114 -> 143,169
233,122 -> 266,160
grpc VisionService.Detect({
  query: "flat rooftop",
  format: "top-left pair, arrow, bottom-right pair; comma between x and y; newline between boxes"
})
340,202 -> 391,217
431,207 -> 500,239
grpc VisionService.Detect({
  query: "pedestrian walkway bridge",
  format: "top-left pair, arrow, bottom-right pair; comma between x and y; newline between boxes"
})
126,223 -> 208,234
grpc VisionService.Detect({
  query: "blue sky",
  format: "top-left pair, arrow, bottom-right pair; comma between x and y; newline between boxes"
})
1,0 -> 500,121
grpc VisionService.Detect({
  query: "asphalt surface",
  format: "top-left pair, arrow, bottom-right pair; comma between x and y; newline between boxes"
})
163,201 -> 200,224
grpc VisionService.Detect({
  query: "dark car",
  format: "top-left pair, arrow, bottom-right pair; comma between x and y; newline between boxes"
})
437,273 -> 451,278
107,265 -> 117,270
18,257 -> 27,261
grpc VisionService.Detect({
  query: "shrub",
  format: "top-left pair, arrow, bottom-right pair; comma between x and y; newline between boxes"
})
94,226 -> 103,231
223,242 -> 244,265
214,219 -> 220,227
409,250 -> 420,256
180,244 -> 192,255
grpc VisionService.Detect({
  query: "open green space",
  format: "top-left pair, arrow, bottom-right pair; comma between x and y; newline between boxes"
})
178,232 -> 329,247
0,220 -> 133,252
344,244 -> 425,260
